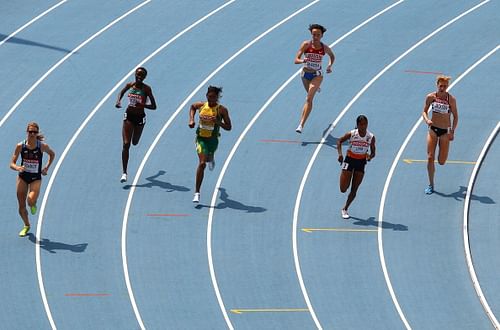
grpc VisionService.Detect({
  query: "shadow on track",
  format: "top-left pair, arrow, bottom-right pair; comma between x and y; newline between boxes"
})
300,125 -> 339,149
123,170 -> 190,193
28,234 -> 88,254
434,186 -> 495,204
0,33 -> 72,53
351,216 -> 408,231
195,187 -> 267,213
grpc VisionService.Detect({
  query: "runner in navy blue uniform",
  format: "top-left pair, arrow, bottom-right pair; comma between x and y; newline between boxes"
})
10,122 -> 55,236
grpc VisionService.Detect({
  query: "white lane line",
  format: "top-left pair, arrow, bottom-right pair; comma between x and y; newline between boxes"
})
0,0 -> 67,48
376,9 -> 494,329
33,2 -> 153,329
464,119 -> 500,330
120,3 -> 237,328
203,1 -> 405,329
121,2 -> 319,329
32,1 -> 235,329
291,1 -> 491,329
0,0 -> 152,129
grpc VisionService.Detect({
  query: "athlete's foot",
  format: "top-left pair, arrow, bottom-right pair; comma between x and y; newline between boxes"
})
296,124 -> 303,134
120,173 -> 127,183
193,192 -> 200,203
341,209 -> 350,219
19,226 -> 30,237
30,204 -> 37,215
208,160 -> 215,171
425,185 -> 434,195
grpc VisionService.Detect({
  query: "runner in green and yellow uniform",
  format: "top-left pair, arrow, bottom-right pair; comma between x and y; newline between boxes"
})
188,86 -> 232,203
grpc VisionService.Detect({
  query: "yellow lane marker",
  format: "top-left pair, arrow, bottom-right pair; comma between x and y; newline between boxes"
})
301,228 -> 377,233
403,159 -> 476,164
230,308 -> 309,314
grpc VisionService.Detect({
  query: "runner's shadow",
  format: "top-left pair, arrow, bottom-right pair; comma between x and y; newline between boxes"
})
28,234 -> 88,254
434,186 -> 495,204
123,170 -> 190,192
301,126 -> 339,149
195,188 -> 266,213
351,216 -> 408,231
0,34 -> 72,53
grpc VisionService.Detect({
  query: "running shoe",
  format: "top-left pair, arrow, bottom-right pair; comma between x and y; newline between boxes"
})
193,192 -> 200,203
296,125 -> 303,134
30,204 -> 37,215
208,160 -> 215,171
19,226 -> 30,237
341,209 -> 350,219
120,173 -> 127,183
425,185 -> 434,195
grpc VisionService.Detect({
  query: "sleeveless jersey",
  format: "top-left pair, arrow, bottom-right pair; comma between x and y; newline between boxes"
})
127,85 -> 146,108
21,140 -> 43,174
197,102 -> 220,138
304,41 -> 325,71
430,92 -> 450,114
347,129 -> 374,160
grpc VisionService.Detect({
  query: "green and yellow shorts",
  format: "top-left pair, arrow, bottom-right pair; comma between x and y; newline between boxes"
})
195,136 -> 219,155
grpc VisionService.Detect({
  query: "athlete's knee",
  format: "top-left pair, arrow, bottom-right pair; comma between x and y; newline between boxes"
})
198,160 -> 207,170
438,158 -> 446,165
18,204 -> 27,214
131,139 -> 140,146
123,142 -> 131,151
340,185 -> 348,193
427,153 -> 435,162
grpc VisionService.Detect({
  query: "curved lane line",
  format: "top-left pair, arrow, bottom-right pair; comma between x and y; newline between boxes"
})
33,1 -> 156,329
290,1 -> 490,329
375,9 -> 493,329
121,2 -> 320,329
31,2 -> 236,329
464,119 -> 500,329
0,0 -> 151,129
0,0 -> 67,48
203,1 -> 405,329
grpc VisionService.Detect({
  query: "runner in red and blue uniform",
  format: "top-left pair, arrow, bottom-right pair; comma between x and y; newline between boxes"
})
294,24 -> 335,133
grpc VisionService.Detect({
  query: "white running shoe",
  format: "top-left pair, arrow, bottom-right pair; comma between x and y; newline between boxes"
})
193,192 -> 200,203
120,173 -> 127,183
208,160 -> 215,171
341,209 -> 350,219
296,125 -> 303,133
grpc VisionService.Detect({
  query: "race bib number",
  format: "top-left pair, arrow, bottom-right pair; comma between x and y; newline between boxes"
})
128,93 -> 143,107
305,61 -> 321,71
432,102 -> 449,114
199,115 -> 215,138
23,159 -> 39,173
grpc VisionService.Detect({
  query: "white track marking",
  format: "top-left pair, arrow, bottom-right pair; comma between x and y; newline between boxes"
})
376,15 -> 494,329
122,2 -> 321,329
0,1 -> 151,129
464,119 -> 500,329
290,1 -> 491,329
202,1 -> 405,329
0,0 -> 67,48
34,2 -> 153,329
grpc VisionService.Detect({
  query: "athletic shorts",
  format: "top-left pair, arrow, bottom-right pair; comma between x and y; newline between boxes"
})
196,136 -> 218,155
430,125 -> 448,137
19,172 -> 41,184
124,112 -> 146,126
301,69 -> 322,81
341,156 -> 366,173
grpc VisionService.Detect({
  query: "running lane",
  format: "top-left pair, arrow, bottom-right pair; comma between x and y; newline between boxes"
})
0,0 -> 141,125
379,1 -> 499,328
0,1 -> 150,328
32,1 -> 237,329
123,1 -> 322,328
205,1 -> 419,329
